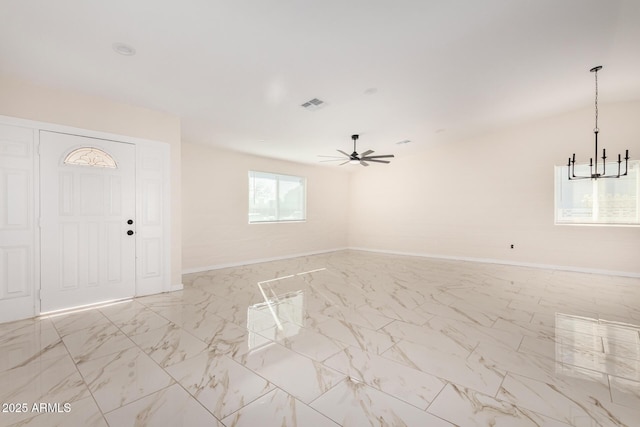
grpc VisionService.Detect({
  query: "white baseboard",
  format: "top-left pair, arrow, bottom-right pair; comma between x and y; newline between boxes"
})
182,247 -> 349,275
170,283 -> 184,292
181,246 -> 640,279
348,247 -> 640,278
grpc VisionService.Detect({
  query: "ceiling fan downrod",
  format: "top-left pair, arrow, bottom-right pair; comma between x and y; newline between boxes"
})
352,134 -> 359,156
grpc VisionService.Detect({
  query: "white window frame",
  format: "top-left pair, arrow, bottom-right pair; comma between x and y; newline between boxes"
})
248,171 -> 306,224
554,160 -> 640,226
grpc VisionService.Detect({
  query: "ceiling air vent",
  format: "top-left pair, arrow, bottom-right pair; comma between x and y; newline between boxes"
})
301,98 -> 325,111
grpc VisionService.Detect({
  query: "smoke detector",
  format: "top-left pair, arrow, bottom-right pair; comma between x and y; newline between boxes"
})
112,42 -> 136,56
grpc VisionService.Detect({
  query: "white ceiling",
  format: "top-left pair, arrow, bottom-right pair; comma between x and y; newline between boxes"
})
1,0 -> 640,164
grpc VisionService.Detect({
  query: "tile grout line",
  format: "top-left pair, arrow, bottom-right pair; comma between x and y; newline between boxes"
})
423,380 -> 450,413
64,306 -> 190,425
51,313 -> 117,427
493,371 -> 509,400
101,303 -> 226,425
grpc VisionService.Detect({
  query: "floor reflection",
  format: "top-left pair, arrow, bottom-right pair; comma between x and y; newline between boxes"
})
246,271 -> 319,351
555,313 -> 640,382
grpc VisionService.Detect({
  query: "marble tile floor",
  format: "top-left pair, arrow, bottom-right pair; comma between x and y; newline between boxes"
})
1,250 -> 639,426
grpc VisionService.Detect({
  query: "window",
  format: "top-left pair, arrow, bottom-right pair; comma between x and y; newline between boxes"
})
555,161 -> 640,225
248,171 -> 306,223
63,147 -> 117,168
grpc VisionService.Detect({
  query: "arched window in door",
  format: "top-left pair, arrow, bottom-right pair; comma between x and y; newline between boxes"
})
63,147 -> 118,168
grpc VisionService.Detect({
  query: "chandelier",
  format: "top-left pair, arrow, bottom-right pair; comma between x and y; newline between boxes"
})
567,66 -> 630,180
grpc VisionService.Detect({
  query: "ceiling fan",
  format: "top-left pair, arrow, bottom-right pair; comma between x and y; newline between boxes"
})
319,134 -> 395,167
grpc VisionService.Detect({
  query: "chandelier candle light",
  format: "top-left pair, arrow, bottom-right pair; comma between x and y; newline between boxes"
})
567,66 -> 630,180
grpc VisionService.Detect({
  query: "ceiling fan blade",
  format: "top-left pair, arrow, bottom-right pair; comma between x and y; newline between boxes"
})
361,154 -> 394,159
324,136 -> 393,165
318,155 -> 346,158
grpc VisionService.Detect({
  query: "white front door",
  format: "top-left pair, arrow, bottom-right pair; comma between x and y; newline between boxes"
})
40,131 -> 136,312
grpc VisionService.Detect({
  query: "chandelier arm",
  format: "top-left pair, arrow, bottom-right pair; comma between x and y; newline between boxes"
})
569,155 -> 591,179
623,151 -> 629,176
600,155 -> 630,179
590,159 -> 631,179
567,153 -> 591,180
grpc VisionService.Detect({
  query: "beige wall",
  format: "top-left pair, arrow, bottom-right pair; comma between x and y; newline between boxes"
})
349,101 -> 640,275
181,142 -> 350,271
5,72 -> 637,278
0,74 -> 183,286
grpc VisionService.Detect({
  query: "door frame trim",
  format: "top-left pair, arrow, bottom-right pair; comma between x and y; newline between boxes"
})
0,114 -> 172,322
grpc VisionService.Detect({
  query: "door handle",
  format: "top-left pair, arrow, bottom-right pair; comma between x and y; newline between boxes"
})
127,230 -> 134,236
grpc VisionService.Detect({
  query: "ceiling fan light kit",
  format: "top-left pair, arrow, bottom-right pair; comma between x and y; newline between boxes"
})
319,134 -> 395,167
566,66 -> 630,180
